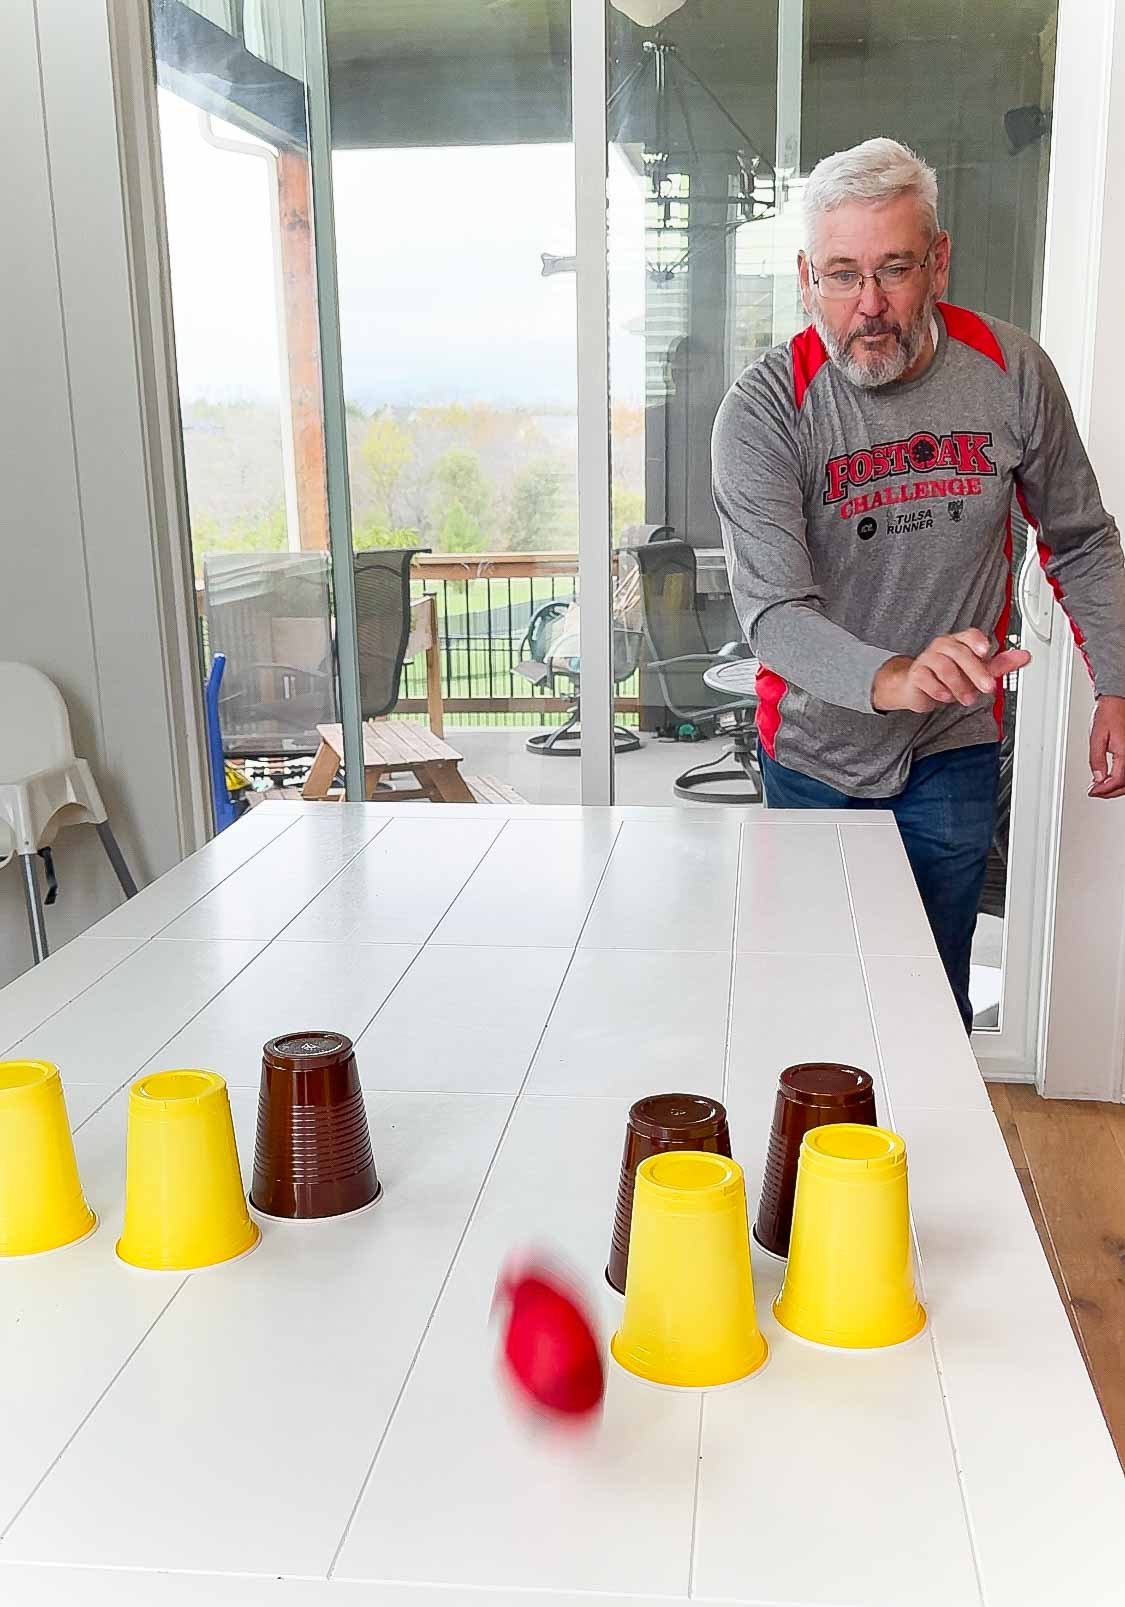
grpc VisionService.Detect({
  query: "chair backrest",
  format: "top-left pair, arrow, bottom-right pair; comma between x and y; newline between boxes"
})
625,542 -> 738,718
203,655 -> 239,832
525,599 -> 570,666
201,553 -> 336,752
0,662 -> 77,780
354,549 -> 429,719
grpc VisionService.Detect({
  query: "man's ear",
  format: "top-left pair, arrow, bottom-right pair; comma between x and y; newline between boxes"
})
797,251 -> 815,315
932,231 -> 952,299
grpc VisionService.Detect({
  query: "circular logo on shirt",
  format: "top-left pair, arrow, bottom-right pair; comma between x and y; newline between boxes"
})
857,516 -> 878,540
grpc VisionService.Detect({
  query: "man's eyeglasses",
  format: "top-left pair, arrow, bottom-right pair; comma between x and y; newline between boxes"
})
809,250 -> 932,301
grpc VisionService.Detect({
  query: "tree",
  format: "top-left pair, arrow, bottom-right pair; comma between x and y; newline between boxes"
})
612,483 -> 645,544
352,521 -> 423,551
431,448 -> 492,553
360,413 -> 415,529
504,459 -> 566,552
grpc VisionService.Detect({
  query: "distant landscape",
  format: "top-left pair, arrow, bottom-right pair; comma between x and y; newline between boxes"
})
182,397 -> 647,569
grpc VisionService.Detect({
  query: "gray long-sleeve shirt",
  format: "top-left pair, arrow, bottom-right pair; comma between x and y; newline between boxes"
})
712,302 -> 1125,796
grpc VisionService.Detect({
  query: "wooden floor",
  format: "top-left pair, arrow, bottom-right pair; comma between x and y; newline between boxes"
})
987,1082 -> 1125,1468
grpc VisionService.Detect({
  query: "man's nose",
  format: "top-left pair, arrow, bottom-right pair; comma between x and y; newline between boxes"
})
856,275 -> 889,320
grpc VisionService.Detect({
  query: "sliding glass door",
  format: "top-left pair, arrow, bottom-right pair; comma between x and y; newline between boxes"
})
596,0 -> 1061,1065
150,0 -> 1063,1073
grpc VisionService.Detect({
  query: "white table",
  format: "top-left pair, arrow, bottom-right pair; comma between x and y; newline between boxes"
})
0,803 -> 1120,1607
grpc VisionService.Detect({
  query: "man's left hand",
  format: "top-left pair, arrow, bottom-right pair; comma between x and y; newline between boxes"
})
1089,695 -> 1125,798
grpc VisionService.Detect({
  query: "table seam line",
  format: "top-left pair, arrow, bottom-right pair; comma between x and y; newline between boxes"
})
837,824 -> 988,1607
345,821 -> 517,1047
69,936 -> 278,1132
68,820 -> 514,1126
281,815 -> 508,945
69,820 -> 410,1118
0,1277 -> 190,1543
324,818 -> 625,1579
686,1394 -> 706,1598
119,814 -> 306,943
155,815 -> 387,944
0,941 -> 145,1061
721,823 -> 744,1105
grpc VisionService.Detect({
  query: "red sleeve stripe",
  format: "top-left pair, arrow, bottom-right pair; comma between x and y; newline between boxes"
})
938,302 -> 1007,371
755,666 -> 788,759
790,326 -> 829,410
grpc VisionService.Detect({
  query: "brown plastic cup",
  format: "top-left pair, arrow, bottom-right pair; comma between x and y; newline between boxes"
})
606,1092 -> 731,1294
250,1031 -> 381,1220
753,1063 -> 877,1260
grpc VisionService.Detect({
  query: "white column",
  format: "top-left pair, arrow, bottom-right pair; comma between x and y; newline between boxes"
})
1038,0 -> 1125,1099
573,0 -> 614,805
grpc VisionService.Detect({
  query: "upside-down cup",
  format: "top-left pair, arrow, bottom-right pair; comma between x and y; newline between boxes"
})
0,1061 -> 96,1256
607,1092 -> 731,1293
773,1124 -> 926,1350
754,1063 -> 877,1260
250,1031 -> 380,1220
611,1151 -> 768,1388
116,1070 -> 260,1272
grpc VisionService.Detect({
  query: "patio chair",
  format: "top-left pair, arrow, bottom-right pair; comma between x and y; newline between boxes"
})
514,597 -> 643,756
203,654 -> 245,832
201,552 -> 336,757
625,540 -> 762,804
354,548 -> 431,718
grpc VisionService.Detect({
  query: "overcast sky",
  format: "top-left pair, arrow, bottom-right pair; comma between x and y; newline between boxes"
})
158,89 -> 646,411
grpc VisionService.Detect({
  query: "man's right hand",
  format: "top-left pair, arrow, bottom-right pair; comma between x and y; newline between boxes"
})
872,628 -> 1032,714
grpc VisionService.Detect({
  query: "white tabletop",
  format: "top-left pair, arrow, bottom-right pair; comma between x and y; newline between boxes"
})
0,802 -> 1120,1607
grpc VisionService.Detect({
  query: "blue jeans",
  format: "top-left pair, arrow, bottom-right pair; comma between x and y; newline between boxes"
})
759,743 -> 1001,1034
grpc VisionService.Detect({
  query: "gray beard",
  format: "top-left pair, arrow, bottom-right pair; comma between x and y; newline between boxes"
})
813,290 -> 936,388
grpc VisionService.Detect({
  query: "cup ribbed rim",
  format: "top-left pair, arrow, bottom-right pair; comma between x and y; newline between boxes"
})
0,1059 -> 57,1095
132,1069 -> 226,1109
801,1122 -> 905,1177
637,1149 -> 743,1209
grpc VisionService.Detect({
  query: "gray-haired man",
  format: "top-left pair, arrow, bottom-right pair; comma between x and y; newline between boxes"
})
713,137 -> 1125,1031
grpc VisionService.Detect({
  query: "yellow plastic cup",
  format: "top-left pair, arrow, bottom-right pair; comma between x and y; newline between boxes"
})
0,1061 -> 97,1257
773,1123 -> 926,1349
611,1151 -> 768,1388
116,1070 -> 260,1272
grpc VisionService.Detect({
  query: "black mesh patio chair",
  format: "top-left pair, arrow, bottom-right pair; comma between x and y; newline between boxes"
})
626,540 -> 761,803
354,548 -> 431,718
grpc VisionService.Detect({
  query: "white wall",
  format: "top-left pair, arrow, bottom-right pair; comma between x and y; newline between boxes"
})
0,0 -> 207,987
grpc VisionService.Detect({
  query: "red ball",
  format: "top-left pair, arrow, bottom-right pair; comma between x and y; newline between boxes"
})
496,1263 -> 605,1418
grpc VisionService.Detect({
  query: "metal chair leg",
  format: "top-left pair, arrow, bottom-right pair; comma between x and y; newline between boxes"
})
96,822 -> 139,899
20,853 -> 49,964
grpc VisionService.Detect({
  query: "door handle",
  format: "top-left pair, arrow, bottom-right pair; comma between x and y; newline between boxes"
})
1018,534 -> 1053,644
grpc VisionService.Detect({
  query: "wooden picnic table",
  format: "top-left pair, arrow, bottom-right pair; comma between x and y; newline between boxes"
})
301,720 -> 476,804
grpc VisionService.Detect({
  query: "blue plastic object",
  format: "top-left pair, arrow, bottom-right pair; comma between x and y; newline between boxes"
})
204,654 -> 240,832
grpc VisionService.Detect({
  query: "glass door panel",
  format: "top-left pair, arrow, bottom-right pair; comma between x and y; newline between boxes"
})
321,1 -> 581,806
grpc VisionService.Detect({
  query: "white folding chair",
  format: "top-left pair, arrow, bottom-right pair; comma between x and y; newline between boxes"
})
0,662 -> 139,964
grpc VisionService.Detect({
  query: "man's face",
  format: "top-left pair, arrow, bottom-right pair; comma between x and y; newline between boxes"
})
798,194 -> 951,388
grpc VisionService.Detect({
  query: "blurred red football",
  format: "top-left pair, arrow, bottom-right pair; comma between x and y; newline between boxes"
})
494,1259 -> 605,1418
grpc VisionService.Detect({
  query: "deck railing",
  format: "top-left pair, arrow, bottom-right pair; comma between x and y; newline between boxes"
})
197,551 -> 640,728
397,551 -> 638,725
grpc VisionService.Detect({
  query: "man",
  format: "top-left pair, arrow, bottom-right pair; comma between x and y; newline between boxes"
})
712,137 -> 1125,1032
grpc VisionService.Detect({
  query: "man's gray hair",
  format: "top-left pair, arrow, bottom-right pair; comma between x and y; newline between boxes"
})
802,138 -> 939,250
